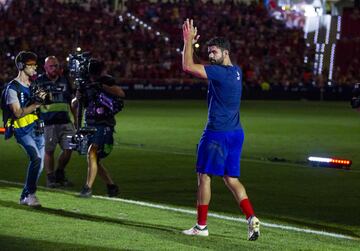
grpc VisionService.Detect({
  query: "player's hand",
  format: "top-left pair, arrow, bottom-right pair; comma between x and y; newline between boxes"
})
183,18 -> 200,43
192,26 -> 200,45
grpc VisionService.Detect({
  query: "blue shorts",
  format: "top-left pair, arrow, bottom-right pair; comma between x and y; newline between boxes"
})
88,125 -> 114,159
196,129 -> 244,177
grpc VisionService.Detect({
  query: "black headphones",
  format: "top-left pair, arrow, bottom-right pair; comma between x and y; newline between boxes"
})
16,61 -> 25,71
15,51 -> 37,71
15,52 -> 25,70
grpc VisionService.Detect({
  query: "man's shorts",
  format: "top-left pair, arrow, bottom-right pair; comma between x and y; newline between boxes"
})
87,125 -> 114,159
44,123 -> 75,152
196,129 -> 244,177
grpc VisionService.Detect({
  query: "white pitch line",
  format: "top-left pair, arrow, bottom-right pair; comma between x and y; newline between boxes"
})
0,179 -> 356,240
97,196 -> 356,240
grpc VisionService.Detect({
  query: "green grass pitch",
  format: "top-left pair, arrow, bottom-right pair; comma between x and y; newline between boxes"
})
0,100 -> 359,250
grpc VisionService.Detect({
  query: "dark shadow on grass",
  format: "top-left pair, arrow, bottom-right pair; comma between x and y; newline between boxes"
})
122,194 -> 360,240
0,199 -> 245,250
1,182 -> 359,240
0,199 -> 175,234
0,234 -> 124,251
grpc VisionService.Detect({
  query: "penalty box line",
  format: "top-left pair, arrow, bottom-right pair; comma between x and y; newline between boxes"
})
0,179 -> 356,241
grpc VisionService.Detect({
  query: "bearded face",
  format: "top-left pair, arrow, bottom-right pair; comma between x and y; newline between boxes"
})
44,58 -> 60,79
208,45 -> 226,65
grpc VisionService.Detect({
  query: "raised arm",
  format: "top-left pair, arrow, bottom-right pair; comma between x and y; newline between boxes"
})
182,19 -> 207,79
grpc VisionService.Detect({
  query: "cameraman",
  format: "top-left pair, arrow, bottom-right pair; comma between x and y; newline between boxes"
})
72,58 -> 125,197
3,51 -> 46,207
34,56 -> 76,188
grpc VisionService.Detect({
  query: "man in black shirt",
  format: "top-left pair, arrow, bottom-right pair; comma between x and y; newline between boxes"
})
72,59 -> 125,197
35,56 -> 75,188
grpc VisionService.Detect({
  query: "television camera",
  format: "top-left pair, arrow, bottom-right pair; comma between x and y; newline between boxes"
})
30,81 -> 69,105
65,52 -> 124,154
68,51 -> 92,89
65,51 -> 97,154
29,85 -> 49,104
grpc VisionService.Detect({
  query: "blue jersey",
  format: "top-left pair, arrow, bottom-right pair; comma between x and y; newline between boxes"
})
204,65 -> 242,131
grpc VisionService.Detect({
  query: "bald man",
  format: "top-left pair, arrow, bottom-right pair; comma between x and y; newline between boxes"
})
34,56 -> 75,188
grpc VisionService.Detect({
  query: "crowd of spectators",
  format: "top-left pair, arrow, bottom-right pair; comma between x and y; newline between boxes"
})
333,7 -> 360,87
126,0 -> 314,89
1,0 -> 356,91
1,0 -> 190,86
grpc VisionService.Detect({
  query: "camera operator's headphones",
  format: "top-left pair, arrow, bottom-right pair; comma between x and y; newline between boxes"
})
15,51 -> 38,71
16,61 -> 25,71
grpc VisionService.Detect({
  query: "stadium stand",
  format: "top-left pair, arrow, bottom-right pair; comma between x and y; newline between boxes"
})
0,0 -> 358,98
333,7 -> 360,87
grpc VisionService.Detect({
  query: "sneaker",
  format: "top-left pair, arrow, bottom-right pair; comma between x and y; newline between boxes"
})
107,184 -> 119,197
55,169 -> 74,187
19,194 -> 42,207
46,179 -> 60,188
79,185 -> 92,198
182,224 -> 209,237
46,173 -> 60,188
57,178 -> 74,187
248,216 -> 260,241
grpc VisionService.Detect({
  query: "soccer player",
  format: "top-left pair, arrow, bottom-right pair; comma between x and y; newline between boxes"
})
181,19 -> 260,240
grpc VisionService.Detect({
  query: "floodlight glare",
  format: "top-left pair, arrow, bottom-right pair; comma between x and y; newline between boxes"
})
308,156 -> 352,170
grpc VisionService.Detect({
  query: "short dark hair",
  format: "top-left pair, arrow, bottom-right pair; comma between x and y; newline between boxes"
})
15,51 -> 37,68
88,58 -> 104,76
206,37 -> 231,53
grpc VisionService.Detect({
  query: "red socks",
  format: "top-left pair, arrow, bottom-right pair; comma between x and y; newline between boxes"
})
197,200 -> 254,225
240,198 -> 255,219
197,204 -> 209,226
